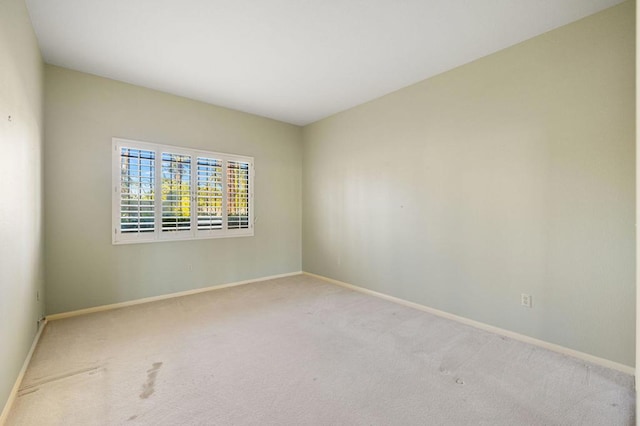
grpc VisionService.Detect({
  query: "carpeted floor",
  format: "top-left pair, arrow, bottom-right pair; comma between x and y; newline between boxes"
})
6,274 -> 635,425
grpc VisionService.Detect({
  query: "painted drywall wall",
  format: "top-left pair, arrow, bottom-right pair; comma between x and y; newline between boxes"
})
635,0 -> 639,417
303,2 -> 635,366
0,0 -> 45,413
44,66 -> 302,314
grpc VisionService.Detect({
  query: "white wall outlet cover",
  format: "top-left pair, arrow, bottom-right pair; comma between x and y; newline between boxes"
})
521,294 -> 532,308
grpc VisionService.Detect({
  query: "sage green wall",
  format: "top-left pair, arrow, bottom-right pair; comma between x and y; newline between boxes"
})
0,0 -> 45,413
44,65 -> 302,315
302,2 -> 635,366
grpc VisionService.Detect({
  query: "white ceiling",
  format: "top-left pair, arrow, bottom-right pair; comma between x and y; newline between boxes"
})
26,0 -> 624,125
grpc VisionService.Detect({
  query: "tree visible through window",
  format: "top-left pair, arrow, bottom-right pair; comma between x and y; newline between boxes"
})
227,160 -> 250,229
161,153 -> 191,232
197,157 -> 223,230
113,138 -> 253,244
120,148 -> 155,234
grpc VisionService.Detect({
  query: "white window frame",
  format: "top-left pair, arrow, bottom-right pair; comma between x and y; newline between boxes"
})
112,137 -> 254,245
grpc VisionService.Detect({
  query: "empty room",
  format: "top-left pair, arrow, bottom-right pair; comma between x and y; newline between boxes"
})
0,0 -> 637,424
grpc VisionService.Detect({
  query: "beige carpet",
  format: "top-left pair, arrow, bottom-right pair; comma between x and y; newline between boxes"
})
6,274 -> 635,425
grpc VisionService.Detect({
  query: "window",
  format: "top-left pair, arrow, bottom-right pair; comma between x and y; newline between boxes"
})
113,138 -> 253,244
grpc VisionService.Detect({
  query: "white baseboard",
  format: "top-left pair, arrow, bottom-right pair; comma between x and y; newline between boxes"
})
303,271 -> 635,376
0,318 -> 48,426
47,271 -> 303,321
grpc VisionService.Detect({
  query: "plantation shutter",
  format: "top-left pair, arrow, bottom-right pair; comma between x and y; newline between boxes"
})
227,160 -> 250,229
113,138 -> 253,244
119,147 -> 156,234
161,152 -> 192,233
196,157 -> 223,230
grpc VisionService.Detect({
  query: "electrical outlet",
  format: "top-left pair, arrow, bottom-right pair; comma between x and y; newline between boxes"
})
521,293 -> 532,308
